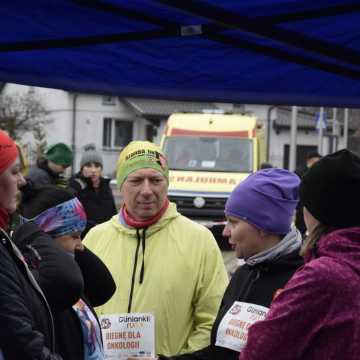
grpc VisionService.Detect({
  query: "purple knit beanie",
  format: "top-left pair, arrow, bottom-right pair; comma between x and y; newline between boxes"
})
225,168 -> 300,234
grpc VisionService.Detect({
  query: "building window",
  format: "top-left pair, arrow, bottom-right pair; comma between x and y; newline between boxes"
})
103,118 -> 112,147
146,124 -> 155,142
103,118 -> 133,149
283,144 -> 318,170
102,96 -> 116,105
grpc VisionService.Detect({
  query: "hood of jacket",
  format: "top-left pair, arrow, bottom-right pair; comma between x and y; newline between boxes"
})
313,227 -> 360,276
259,248 -> 304,271
110,201 -> 180,237
37,157 -> 60,180
246,248 -> 303,276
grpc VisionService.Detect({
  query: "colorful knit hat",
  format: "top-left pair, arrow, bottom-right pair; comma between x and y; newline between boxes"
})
20,197 -> 86,237
116,141 -> 168,189
225,168 -> 300,234
0,130 -> 18,174
45,143 -> 73,167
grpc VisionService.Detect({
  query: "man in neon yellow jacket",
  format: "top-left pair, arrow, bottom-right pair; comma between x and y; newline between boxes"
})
83,141 -> 228,357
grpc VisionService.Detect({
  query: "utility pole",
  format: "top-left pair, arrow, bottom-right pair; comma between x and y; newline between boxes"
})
289,106 -> 297,171
344,108 -> 349,149
332,108 -> 338,152
318,107 -> 324,155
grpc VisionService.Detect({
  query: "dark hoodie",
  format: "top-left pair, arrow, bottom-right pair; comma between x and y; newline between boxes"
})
241,228 -> 360,360
162,247 -> 303,360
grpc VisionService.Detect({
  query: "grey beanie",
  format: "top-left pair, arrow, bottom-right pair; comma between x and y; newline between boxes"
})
80,144 -> 103,168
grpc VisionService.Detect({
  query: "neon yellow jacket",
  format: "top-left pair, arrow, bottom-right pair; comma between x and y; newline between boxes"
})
83,203 -> 228,356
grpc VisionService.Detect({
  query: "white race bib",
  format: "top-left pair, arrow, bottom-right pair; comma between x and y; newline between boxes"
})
100,313 -> 155,359
215,301 -> 269,352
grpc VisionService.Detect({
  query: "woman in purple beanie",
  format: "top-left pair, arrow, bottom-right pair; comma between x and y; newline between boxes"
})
157,168 -> 303,360
240,149 -> 360,360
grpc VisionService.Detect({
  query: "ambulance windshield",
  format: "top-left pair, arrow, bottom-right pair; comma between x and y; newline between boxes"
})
163,137 -> 253,172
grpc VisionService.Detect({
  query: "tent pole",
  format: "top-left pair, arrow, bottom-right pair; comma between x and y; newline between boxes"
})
71,93 -> 78,175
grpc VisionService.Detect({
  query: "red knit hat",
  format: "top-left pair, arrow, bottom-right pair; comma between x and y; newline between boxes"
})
0,131 -> 18,174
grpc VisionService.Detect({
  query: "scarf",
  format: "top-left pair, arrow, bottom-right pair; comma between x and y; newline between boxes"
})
246,227 -> 302,266
121,199 -> 169,229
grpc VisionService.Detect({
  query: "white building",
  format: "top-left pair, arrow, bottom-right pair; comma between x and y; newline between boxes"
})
1,83 -> 354,177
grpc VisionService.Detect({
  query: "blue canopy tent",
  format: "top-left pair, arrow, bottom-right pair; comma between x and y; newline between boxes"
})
1,0 -> 360,106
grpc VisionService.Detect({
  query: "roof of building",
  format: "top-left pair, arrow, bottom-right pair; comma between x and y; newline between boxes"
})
123,98 -> 218,118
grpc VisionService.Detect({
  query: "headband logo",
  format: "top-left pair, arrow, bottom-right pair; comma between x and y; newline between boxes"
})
125,149 -> 167,170
125,149 -> 146,161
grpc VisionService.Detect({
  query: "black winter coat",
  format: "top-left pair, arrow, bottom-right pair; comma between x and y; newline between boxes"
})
27,158 -> 66,187
68,174 -> 117,236
162,250 -> 303,360
13,223 -> 116,360
0,225 -> 64,360
22,158 -> 68,205
54,247 -> 116,360
12,222 -> 84,312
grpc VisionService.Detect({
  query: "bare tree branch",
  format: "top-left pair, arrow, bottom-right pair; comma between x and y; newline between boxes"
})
0,91 -> 51,141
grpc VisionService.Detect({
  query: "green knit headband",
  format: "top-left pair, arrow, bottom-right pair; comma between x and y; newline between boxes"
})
116,141 -> 169,188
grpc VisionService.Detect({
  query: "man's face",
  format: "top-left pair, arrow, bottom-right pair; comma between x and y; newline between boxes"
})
48,161 -> 68,174
121,168 -> 168,221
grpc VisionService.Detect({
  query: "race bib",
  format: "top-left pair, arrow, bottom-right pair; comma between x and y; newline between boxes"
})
100,313 -> 155,359
215,301 -> 269,352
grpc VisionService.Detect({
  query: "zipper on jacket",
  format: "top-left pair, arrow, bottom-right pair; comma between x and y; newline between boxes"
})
127,228 -> 147,313
139,228 -> 146,284
128,229 -> 141,313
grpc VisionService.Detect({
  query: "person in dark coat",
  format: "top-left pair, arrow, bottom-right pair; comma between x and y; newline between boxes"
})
294,151 -> 322,236
0,130 -> 63,360
155,168 -> 303,360
68,144 -> 117,236
27,142 -> 73,187
19,186 -> 116,360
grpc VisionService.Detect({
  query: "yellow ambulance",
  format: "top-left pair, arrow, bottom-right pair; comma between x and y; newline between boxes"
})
160,112 -> 266,248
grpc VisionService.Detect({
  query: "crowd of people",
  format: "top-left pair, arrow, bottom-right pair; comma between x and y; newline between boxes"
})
0,130 -> 360,359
